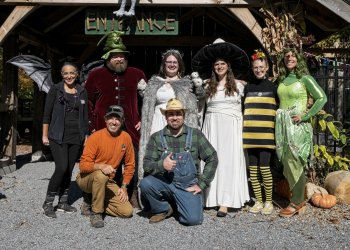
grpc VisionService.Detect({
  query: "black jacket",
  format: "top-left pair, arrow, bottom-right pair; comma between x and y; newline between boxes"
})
43,81 -> 89,144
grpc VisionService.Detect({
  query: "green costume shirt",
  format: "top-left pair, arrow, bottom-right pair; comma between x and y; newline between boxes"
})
275,73 -> 327,189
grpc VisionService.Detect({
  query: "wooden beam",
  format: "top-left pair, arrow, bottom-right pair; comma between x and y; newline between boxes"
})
44,6 -> 86,33
67,35 -> 249,47
1,0 -> 261,6
315,0 -> 350,23
227,8 -> 263,47
0,6 -> 38,45
305,15 -> 339,32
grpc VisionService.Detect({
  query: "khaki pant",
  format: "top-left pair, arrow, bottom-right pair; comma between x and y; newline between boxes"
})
76,171 -> 133,217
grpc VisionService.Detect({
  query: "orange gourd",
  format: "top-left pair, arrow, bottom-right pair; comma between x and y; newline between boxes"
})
311,193 -> 337,209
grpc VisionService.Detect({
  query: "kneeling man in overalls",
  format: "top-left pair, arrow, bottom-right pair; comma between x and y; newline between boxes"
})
140,98 -> 218,225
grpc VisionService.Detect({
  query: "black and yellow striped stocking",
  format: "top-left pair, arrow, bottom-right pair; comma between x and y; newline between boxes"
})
249,166 -> 262,202
260,166 -> 273,202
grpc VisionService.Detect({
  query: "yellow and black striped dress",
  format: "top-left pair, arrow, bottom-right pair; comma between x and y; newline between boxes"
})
243,79 -> 278,149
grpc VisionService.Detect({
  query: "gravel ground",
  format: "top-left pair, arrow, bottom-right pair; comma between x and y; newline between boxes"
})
0,158 -> 349,250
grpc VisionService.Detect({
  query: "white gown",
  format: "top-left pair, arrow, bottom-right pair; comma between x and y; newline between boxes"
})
150,83 -> 175,135
202,83 -> 250,208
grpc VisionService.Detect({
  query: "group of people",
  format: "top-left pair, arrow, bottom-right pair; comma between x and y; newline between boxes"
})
41,31 -> 327,228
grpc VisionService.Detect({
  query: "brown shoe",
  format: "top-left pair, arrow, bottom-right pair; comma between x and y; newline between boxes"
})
149,206 -> 173,224
130,189 -> 140,209
279,202 -> 306,218
90,212 -> 104,228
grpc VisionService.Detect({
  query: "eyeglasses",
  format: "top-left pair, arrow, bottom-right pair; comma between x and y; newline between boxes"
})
165,61 -> 178,65
252,66 -> 266,71
62,71 -> 78,77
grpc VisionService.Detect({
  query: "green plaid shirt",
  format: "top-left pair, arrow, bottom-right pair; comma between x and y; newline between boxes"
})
143,124 -> 218,190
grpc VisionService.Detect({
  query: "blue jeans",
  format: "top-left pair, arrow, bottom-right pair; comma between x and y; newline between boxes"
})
140,175 -> 203,226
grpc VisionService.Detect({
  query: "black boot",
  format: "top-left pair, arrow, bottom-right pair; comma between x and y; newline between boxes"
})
81,192 -> 93,216
42,191 -> 57,218
57,189 -> 77,213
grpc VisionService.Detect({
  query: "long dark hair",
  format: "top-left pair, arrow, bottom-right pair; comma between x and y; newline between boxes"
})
206,60 -> 238,98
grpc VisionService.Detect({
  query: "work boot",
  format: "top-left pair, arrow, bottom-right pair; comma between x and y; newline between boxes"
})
81,192 -> 93,216
130,189 -> 140,209
149,206 -> 173,224
42,191 -> 57,218
90,212 -> 104,228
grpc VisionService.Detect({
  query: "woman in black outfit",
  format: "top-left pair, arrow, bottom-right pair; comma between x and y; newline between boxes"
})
42,62 -> 89,218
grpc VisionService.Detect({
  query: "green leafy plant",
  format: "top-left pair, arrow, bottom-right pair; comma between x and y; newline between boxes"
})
308,111 -> 350,184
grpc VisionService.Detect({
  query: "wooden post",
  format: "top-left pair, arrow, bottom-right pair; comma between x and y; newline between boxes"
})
0,33 -> 18,171
31,84 -> 45,156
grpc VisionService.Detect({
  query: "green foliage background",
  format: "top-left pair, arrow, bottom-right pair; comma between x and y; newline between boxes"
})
0,47 -> 33,100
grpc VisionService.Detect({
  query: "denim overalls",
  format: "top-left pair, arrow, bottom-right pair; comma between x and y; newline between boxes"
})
139,127 -> 204,225
159,127 -> 198,189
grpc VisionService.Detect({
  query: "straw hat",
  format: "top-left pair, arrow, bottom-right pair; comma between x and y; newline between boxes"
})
160,98 -> 187,115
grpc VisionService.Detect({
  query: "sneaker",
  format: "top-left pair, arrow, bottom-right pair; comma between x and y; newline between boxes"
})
57,203 -> 77,213
90,212 -> 104,228
81,201 -> 93,216
249,201 -> 263,214
261,201 -> 274,215
149,206 -> 173,224
42,203 -> 57,218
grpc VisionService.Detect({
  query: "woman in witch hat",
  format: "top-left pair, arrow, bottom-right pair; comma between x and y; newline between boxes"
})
192,38 -> 250,217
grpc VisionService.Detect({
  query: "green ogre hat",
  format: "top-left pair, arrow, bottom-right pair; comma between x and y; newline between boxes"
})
98,31 -> 129,60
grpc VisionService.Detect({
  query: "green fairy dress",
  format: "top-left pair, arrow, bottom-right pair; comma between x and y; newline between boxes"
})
275,73 -> 327,189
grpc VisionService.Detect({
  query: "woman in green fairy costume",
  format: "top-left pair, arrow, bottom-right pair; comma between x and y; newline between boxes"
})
276,48 -> 327,217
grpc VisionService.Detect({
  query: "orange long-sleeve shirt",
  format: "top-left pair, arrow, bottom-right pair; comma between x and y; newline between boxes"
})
79,128 -> 135,184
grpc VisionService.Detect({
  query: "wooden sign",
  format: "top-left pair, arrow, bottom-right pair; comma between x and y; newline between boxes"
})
85,8 -> 178,35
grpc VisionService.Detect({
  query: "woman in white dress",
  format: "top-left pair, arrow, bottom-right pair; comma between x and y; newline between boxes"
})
138,49 -> 204,192
192,39 -> 250,217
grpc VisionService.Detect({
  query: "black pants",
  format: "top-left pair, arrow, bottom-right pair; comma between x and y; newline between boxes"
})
47,140 -> 81,193
247,148 -> 273,166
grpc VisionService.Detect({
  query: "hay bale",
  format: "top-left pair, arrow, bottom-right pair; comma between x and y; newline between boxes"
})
324,170 -> 350,204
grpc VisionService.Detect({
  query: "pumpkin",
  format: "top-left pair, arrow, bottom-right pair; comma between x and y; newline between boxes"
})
311,193 -> 337,209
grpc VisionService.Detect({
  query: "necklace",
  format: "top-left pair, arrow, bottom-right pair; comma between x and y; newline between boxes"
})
65,88 -> 78,112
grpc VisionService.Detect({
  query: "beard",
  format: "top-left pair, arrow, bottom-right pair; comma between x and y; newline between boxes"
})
107,60 -> 128,73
